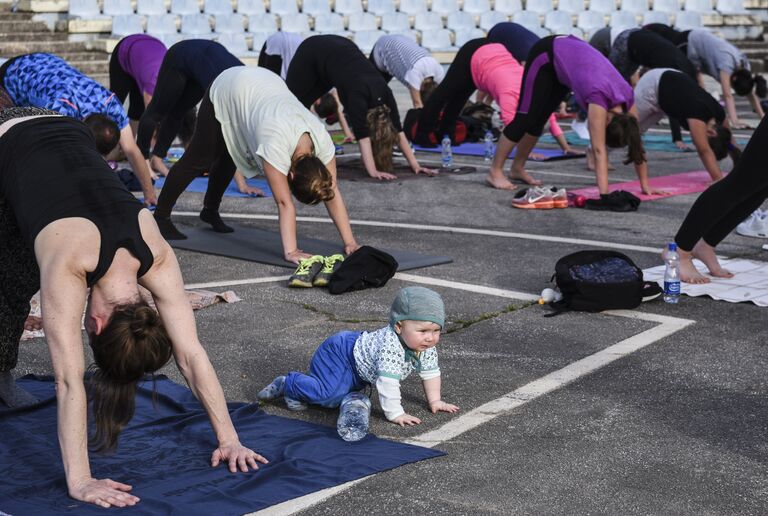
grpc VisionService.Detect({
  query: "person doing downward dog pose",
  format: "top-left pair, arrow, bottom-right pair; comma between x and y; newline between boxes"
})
257,287 -> 459,426
369,34 -> 445,108
490,36 -> 662,196
0,109 -> 267,507
287,35 -> 436,181
645,26 -> 766,128
487,22 -> 540,64
471,43 -> 579,189
108,35 -> 196,157
0,53 -> 156,205
257,31 -> 304,80
669,117 -> 766,284
609,28 -> 697,84
136,40 -> 243,177
154,67 -> 360,263
635,68 -> 741,182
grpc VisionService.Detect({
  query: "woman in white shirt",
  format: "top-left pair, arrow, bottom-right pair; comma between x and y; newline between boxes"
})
153,67 -> 359,263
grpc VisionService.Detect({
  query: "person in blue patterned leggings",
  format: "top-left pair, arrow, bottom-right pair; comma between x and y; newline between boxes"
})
0,53 -> 157,206
257,287 -> 459,426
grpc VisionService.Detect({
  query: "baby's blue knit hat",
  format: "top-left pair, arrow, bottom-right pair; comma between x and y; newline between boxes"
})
389,287 -> 445,329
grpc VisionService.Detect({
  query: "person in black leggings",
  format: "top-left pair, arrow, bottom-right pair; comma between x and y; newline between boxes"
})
610,28 -> 697,83
413,38 -> 486,146
136,40 -> 242,173
671,117 -> 763,284
286,34 -> 434,180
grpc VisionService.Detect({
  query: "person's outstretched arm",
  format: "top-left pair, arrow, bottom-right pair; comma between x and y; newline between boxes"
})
688,118 -> 724,181
119,126 -> 157,207
233,170 -> 265,196
747,89 -> 765,119
587,103 -> 611,194
720,70 -> 744,128
263,162 -> 312,263
322,157 -> 359,255
39,245 -> 137,508
139,227 -> 268,471
421,376 -> 459,414
397,131 -> 437,175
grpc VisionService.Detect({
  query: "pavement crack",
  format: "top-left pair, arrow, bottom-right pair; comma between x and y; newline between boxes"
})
445,301 -> 537,334
296,301 -> 384,325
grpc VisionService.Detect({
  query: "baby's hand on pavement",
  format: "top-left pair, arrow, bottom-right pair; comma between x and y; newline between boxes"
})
392,413 -> 422,426
429,400 -> 460,414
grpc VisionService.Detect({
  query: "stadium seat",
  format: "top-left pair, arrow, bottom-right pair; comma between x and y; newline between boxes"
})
335,0 -> 363,14
479,10 -> 508,29
684,0 -> 716,14
387,28 -> 419,39
111,14 -> 144,34
609,9 -> 637,26
348,11 -> 378,30
558,0 -> 585,14
353,29 -> 385,51
447,11 -> 477,29
674,10 -> 703,28
716,0 -> 748,14
414,11 -> 444,29
313,12 -> 347,32
280,12 -> 310,31
248,12 -> 278,30
652,0 -> 680,12
431,0 -> 459,16
249,29 -> 270,49
453,26 -> 485,45
620,0 -> 647,14
302,0 -> 331,15
217,32 -> 252,54
205,0 -> 234,15
462,0 -> 491,14
269,0 -> 298,15
237,0 -> 266,14
512,10 -> 543,27
588,0 -> 616,13
366,0 -> 396,14
642,10 -> 670,23
420,28 -> 454,50
171,0 -> 200,14
545,10 -> 574,32
69,0 -> 103,17
525,0 -> 554,14
181,13 -> 213,34
215,12 -> 246,31
399,0 -> 428,15
146,13 -> 178,33
577,10 -> 605,32
380,11 -> 412,30
494,0 -> 522,14
137,0 -> 168,15
103,0 -> 134,16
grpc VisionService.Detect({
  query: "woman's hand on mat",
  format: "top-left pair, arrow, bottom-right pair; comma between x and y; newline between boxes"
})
344,241 -> 360,255
239,185 -> 266,197
70,477 -> 139,508
675,141 -> 694,152
285,249 -> 313,263
429,400 -> 460,414
143,191 -> 157,208
563,147 -> 585,157
342,135 -> 356,143
413,165 -> 438,176
641,187 -> 670,196
24,315 -> 42,331
149,155 -> 170,177
392,413 -> 422,426
369,170 -> 397,181
211,443 -> 269,473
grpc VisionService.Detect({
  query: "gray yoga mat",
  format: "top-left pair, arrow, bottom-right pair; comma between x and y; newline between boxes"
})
170,224 -> 453,271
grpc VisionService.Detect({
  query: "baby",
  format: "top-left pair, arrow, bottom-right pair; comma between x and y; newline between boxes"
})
258,286 -> 459,426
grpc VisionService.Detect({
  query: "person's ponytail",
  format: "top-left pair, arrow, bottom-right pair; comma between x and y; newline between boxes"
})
605,113 -> 646,165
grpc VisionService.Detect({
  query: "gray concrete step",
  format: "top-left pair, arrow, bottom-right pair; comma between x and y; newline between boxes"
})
0,39 -> 89,54
0,19 -> 52,32
0,30 -> 67,40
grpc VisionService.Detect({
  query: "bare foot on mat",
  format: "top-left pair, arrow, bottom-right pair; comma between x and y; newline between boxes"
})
692,240 -> 734,279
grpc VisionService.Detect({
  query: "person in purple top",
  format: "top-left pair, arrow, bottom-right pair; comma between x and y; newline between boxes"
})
110,35 -> 197,177
488,35 -> 664,199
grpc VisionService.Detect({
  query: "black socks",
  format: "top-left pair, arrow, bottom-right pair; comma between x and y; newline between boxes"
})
200,208 -> 234,233
0,371 -> 38,408
153,213 -> 188,240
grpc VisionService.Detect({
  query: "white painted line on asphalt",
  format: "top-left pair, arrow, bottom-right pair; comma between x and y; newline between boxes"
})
185,275 -> 290,290
173,212 -> 660,254
394,273 -> 540,302
247,279 -> 696,515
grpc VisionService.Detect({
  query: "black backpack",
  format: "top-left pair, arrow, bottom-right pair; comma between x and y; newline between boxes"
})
327,246 -> 398,295
549,250 -> 658,313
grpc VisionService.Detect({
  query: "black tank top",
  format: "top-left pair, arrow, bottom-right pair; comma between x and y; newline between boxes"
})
0,114 -> 154,286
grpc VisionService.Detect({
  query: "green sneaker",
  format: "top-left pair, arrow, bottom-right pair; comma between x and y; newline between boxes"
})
313,254 -> 345,287
288,255 -> 325,287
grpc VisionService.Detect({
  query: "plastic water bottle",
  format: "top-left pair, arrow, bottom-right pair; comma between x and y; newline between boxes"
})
483,130 -> 494,163
441,134 -> 452,168
337,391 -> 371,442
663,242 -> 681,304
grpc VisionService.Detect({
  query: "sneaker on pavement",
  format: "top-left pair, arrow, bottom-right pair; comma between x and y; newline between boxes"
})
257,376 -> 286,401
546,185 -> 568,209
511,186 -> 555,209
288,255 -> 325,287
313,254 -> 345,287
284,396 -> 308,411
736,210 -> 768,238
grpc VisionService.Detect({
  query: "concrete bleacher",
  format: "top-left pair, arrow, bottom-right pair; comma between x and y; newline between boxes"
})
1,0 -> 766,86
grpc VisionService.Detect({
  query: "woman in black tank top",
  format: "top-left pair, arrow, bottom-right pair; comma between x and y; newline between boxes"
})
0,113 -> 267,508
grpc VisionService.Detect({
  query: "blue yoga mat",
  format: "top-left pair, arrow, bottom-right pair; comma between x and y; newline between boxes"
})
413,142 -> 580,161
0,376 -> 444,515
154,176 -> 273,198
539,131 -> 750,152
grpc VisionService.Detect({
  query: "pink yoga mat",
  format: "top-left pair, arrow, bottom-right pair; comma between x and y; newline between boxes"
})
569,170 -> 719,201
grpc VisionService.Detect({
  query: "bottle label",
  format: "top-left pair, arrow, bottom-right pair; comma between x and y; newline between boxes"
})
664,281 -> 681,295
